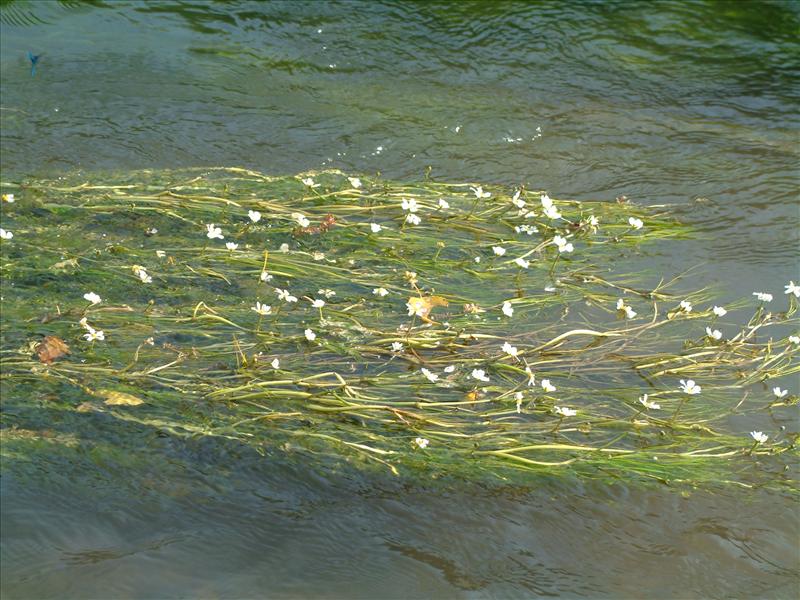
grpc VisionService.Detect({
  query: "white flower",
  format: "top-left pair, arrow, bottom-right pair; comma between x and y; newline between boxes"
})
348,177 -> 362,189
373,287 -> 389,297
414,437 -> 429,449
301,177 -> 319,188
248,210 -> 262,223
226,242 -> 239,251
501,301 -> 514,317
540,193 -> 553,209
279,243 -> 290,253
705,327 -> 722,340
156,250 -> 166,258
1,193 -> 14,203
312,251 -> 325,261
79,317 -> 90,330
514,257 -> 530,269
525,367 -> 535,386
318,288 -> 336,298
588,215 -> 599,228
753,292 -> 773,302
773,387 -> 788,398
471,368 -> 490,382
370,223 -> 382,233
515,224 -> 538,235
206,224 -> 224,239
553,235 -> 574,253
750,431 -> 768,444
502,341 -> 519,357
407,300 -> 427,317
0,228 -> 13,240
405,213 -> 421,226
438,198 -> 450,210
616,299 -> 636,318
785,281 -> 800,298
474,256 -> 481,263
543,204 -> 561,220
638,394 -> 660,410
712,306 -> 727,317
511,190 -> 525,209
304,328 -> 316,341
133,266 -> 152,284
421,368 -> 439,383
276,288 -> 298,303
401,198 -> 419,213
311,299 -> 325,308
492,246 -> 506,256
83,292 -> 102,305
146,227 -> 158,236
679,379 -> 701,395
628,217 -> 644,230
83,328 -> 105,342
260,271 -> 273,282
515,391 -> 524,413
554,406 -> 576,417
292,213 -> 310,228
443,365 -> 456,373
541,379 -> 556,393
679,300 -> 692,313
470,186 -> 490,199
391,341 -> 404,353
251,302 -> 272,316
790,335 -> 800,345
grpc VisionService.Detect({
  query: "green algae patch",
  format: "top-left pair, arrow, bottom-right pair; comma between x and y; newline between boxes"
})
0,168 -> 797,488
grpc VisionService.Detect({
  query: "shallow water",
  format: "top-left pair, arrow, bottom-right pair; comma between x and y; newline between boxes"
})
1,1 -> 798,597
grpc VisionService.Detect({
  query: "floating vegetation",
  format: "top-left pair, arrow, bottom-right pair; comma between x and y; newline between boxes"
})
0,168 -> 797,489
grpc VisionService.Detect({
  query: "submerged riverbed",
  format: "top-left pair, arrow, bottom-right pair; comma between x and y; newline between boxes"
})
1,1 -> 799,598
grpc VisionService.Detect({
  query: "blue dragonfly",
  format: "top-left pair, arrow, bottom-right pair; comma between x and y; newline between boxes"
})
28,51 -> 41,76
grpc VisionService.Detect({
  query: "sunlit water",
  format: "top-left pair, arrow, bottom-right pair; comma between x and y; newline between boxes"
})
1,1 -> 798,597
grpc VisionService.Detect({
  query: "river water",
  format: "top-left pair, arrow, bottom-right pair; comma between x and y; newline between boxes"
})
1,1 -> 798,597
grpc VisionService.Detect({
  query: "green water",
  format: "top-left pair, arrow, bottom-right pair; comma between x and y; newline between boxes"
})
1,1 -> 799,598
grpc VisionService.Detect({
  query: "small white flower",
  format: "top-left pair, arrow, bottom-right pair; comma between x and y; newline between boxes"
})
1,193 -> 14,203
312,251 -> 325,261
407,300 -> 427,318
679,379 -> 701,395
318,289 -> 336,298
405,213 -> 421,226
753,292 -> 773,302
628,217 -> 644,230
146,227 -> 158,236
414,437 -> 429,449
750,431 -> 768,444
471,368 -> 490,382
543,204 -> 561,220
515,391 -> 524,413
133,266 -> 152,284
226,242 -> 238,251
679,300 -> 693,313
83,292 -> 101,305
773,387 -> 788,399
525,367 -> 535,387
541,379 -> 556,393
784,281 -> 800,298
511,190 -> 525,209
540,193 -> 553,209
304,328 -> 316,341
79,317 -> 90,330
373,287 -> 389,297
156,250 -> 166,258
705,327 -> 722,340
279,243 -> 290,253
421,368 -> 439,383
638,394 -> 661,410
248,210 -> 262,223
292,213 -> 311,228
470,185 -> 490,199
348,177 -> 362,189
515,224 -> 538,235
544,286 -> 556,292
401,198 -> 419,213
553,235 -> 573,253
502,341 -> 519,358
310,299 -> 325,308
276,288 -> 298,303
260,271 -> 273,282
588,215 -> 599,228
438,198 -> 450,210
789,335 -> 800,345
391,341 -> 404,353
443,365 -> 456,373
712,305 -> 727,317
370,223 -> 382,233
514,257 -> 530,269
501,301 -> 514,317
0,228 -> 13,240
616,299 -> 636,318
251,302 -> 272,316
301,177 -> 319,188
492,246 -> 507,256
83,328 -> 105,342
554,406 -> 576,417
206,224 -> 224,239
474,256 -> 481,263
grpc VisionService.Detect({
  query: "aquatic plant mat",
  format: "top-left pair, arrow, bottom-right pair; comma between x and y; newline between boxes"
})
1,168 -> 797,490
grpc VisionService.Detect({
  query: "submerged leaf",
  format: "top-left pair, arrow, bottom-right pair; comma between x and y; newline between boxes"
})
100,390 -> 145,406
35,336 -> 70,364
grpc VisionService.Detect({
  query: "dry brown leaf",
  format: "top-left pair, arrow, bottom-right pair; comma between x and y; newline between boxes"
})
100,390 -> 145,406
35,336 -> 70,364
407,295 -> 449,321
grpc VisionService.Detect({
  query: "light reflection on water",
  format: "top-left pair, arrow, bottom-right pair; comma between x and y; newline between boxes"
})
1,0 -> 798,597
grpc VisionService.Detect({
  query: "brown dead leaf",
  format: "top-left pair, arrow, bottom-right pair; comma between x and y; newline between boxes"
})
100,390 -> 145,406
35,336 -> 70,364
407,295 -> 449,321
